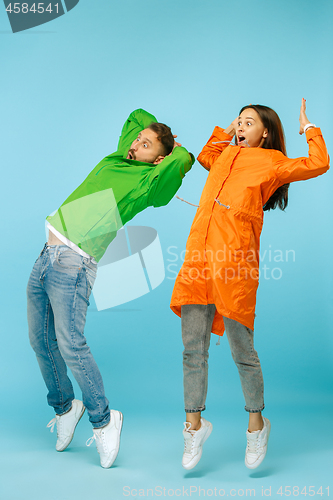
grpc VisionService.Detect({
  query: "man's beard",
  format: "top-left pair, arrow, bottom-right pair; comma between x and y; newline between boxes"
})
127,149 -> 136,160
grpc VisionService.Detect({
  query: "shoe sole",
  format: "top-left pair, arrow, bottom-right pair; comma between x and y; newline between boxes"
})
56,405 -> 86,452
101,411 -> 123,469
245,420 -> 271,469
182,422 -> 213,470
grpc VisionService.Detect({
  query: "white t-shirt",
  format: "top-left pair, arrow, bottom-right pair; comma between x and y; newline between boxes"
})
47,223 -> 97,264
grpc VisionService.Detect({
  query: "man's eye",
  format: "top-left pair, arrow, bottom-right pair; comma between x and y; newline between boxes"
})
238,122 -> 241,126
143,144 -> 148,148
247,122 -> 252,126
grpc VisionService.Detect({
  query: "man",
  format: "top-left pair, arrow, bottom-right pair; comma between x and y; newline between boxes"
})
27,109 -> 194,468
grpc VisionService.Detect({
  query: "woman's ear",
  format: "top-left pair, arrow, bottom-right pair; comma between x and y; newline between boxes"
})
263,129 -> 268,138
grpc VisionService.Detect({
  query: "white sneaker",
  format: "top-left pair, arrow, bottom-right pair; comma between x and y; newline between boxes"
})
182,417 -> 213,470
47,399 -> 85,452
86,410 -> 123,468
245,417 -> 271,469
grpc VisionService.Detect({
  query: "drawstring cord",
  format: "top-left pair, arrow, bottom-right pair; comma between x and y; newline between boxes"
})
176,195 -> 199,208
212,139 -> 250,147
176,196 -> 230,210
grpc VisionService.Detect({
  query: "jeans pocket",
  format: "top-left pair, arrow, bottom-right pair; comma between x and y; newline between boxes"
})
56,248 -> 83,270
83,262 -> 97,291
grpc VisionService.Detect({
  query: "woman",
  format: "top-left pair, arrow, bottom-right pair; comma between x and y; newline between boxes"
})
170,99 -> 329,470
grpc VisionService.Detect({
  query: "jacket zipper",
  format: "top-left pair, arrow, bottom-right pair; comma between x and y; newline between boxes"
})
95,165 -> 106,176
215,198 -> 230,209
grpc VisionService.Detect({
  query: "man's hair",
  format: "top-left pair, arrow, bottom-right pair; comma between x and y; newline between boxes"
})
148,122 -> 174,157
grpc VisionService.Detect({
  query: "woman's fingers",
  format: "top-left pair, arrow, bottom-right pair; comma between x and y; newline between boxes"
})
231,117 -> 239,129
299,98 -> 309,135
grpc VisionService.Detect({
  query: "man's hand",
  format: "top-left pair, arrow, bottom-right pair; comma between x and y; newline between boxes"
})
173,134 -> 182,150
299,98 -> 312,135
153,135 -> 183,165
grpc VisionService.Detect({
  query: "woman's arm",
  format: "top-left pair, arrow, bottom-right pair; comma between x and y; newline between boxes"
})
298,97 -> 313,134
273,100 -> 329,183
197,118 -> 238,171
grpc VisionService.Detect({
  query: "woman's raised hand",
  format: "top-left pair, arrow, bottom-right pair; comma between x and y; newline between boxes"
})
299,98 -> 311,135
224,117 -> 239,137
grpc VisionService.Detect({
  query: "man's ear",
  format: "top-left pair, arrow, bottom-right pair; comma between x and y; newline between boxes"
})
153,155 -> 165,165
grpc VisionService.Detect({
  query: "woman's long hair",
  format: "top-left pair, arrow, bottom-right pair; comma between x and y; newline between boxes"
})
239,104 -> 289,211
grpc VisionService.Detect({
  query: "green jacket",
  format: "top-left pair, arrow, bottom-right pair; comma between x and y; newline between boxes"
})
46,109 -> 194,262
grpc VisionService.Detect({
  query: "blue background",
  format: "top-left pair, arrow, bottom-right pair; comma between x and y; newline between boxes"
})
0,0 -> 332,498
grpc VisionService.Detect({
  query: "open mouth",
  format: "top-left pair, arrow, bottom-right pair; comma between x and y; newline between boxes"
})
237,135 -> 250,147
127,149 -> 136,160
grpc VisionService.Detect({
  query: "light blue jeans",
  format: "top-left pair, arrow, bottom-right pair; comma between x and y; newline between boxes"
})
181,304 -> 264,413
27,244 -> 110,428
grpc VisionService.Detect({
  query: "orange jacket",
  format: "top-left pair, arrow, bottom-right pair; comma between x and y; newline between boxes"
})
170,126 -> 329,336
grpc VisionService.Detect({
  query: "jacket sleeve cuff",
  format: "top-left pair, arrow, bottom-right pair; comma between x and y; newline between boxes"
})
171,146 -> 195,173
305,127 -> 322,141
212,126 -> 234,142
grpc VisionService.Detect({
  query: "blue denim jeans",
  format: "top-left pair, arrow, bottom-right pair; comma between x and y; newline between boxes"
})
27,244 -> 110,428
181,304 -> 264,413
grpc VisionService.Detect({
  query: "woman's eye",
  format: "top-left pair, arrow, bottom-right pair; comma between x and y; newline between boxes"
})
247,122 -> 252,126
143,143 -> 148,148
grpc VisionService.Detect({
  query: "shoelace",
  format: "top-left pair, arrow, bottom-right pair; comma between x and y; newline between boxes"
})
183,422 -> 196,454
86,430 -> 108,453
246,432 -> 261,454
47,416 -> 61,436
86,434 -> 96,447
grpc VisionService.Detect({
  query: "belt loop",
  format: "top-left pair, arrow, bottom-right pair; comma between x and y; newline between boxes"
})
40,242 -> 47,257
